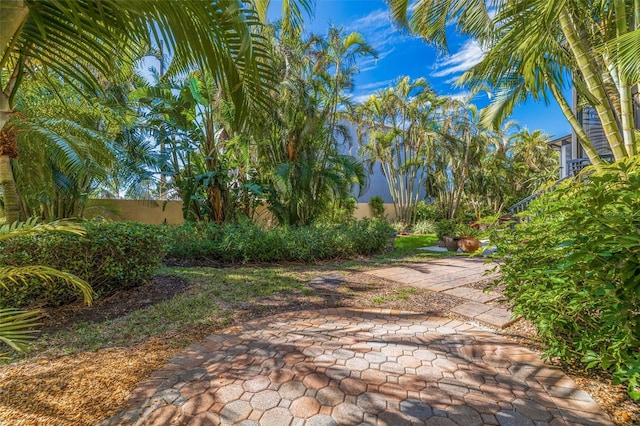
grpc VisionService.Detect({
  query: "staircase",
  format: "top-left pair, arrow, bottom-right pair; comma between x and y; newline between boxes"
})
507,176 -> 570,216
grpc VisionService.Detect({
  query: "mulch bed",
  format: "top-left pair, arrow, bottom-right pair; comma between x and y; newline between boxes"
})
0,268 -> 637,425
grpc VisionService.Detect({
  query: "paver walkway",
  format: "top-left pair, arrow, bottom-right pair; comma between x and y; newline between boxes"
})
104,308 -> 613,425
365,258 -> 517,328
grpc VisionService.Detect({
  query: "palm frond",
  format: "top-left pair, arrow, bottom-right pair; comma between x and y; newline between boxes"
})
0,265 -> 93,305
0,308 -> 42,355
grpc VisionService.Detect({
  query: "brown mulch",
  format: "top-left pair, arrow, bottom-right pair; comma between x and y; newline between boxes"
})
0,268 -> 638,425
39,275 -> 191,334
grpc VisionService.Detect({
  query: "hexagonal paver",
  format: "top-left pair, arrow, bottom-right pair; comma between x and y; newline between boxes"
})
290,396 -> 320,418
243,376 -> 270,393
261,407 -> 293,425
339,377 -> 367,396
332,402 -> 364,426
397,355 -> 422,369
214,383 -> 244,404
250,390 -> 281,411
345,358 -> 369,371
278,381 -> 306,400
306,414 -> 338,426
106,307 -> 614,426
400,398 -> 433,421
325,366 -> 350,381
357,392 -> 387,414
219,400 -> 251,422
414,349 -> 437,361
303,373 -> 330,390
316,386 -> 346,406
360,369 -> 387,385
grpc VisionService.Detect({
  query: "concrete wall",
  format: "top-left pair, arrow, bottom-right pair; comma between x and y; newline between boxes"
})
84,199 -> 399,224
84,199 -> 184,224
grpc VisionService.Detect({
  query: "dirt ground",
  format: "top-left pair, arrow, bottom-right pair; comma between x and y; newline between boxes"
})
0,271 -> 637,425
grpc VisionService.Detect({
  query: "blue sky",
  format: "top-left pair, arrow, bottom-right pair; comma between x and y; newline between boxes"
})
268,0 -> 572,138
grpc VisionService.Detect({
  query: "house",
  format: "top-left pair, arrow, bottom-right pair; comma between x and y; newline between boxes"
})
548,88 -> 638,178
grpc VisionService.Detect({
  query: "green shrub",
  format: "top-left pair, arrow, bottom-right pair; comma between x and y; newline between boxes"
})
389,221 -> 407,233
369,196 -> 386,219
454,223 -> 480,238
490,157 -> 640,400
411,220 -> 436,235
0,221 -> 167,307
414,201 -> 442,221
435,219 -> 458,240
166,219 -> 394,263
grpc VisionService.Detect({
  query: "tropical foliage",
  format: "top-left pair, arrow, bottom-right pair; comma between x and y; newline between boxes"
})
8,68 -> 156,220
254,24 -> 374,225
0,221 -> 165,307
354,77 -> 441,224
388,0 -> 640,165
165,218 -> 393,263
489,156 -> 640,399
355,79 -> 558,223
0,0 -> 275,224
0,219 -> 92,354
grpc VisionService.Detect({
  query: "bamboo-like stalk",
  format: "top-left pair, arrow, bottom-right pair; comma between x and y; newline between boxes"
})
614,0 -> 636,156
547,81 -> 603,166
558,8 -> 627,160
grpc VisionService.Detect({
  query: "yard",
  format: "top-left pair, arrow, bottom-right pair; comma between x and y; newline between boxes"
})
0,238 -> 637,425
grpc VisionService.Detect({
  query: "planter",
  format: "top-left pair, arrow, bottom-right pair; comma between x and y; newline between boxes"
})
458,236 -> 481,253
442,236 -> 459,252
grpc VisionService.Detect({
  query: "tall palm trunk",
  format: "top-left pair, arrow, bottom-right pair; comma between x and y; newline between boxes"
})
0,104 -> 21,224
0,155 -> 21,224
1,1 -> 29,224
558,8 -> 627,160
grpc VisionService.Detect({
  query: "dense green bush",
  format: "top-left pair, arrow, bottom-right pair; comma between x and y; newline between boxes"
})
166,219 -> 394,263
490,157 -> 640,399
0,221 -> 167,307
435,219 -> 458,240
414,201 -> 443,222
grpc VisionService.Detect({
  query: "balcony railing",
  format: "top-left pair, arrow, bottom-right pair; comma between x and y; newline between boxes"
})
567,158 -> 591,176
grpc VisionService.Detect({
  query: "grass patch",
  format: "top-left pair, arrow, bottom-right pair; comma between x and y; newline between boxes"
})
394,234 -> 439,250
372,288 -> 417,304
31,267 -> 308,358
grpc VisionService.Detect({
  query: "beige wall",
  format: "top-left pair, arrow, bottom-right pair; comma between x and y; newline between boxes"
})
84,199 -> 399,225
353,203 -> 397,220
84,199 -> 184,225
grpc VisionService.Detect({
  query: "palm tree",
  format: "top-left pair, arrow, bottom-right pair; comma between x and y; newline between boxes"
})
0,219 -> 92,355
387,0 -> 640,166
354,77 -> 441,224
255,24 -> 369,225
7,69 -> 157,220
0,0 -> 275,224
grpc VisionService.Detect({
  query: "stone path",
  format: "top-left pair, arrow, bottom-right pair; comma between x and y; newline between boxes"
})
364,258 -> 517,328
104,308 -> 613,425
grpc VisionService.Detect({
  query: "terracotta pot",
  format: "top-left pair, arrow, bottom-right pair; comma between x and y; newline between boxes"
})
458,236 -> 481,253
442,235 -> 459,252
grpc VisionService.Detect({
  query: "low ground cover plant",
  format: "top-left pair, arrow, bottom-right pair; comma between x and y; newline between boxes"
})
490,157 -> 640,399
166,219 -> 394,263
0,221 -> 165,307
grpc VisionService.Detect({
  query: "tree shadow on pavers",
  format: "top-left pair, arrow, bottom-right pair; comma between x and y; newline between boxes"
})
106,309 -> 611,425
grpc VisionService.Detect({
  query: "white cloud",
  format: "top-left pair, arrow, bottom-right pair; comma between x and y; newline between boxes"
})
446,91 -> 472,101
345,8 -> 414,74
357,79 -> 395,91
349,9 -> 392,33
431,39 -> 485,77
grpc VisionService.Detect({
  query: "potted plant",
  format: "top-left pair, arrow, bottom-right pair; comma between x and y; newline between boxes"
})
455,224 -> 482,253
